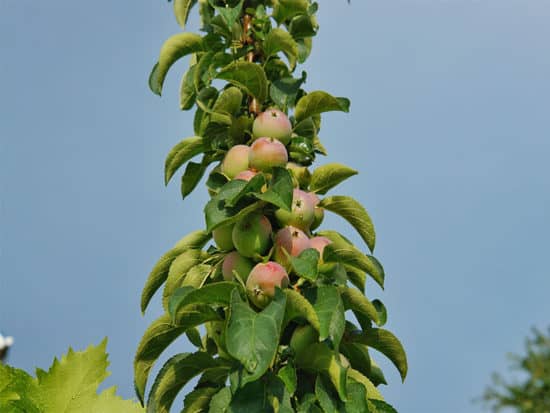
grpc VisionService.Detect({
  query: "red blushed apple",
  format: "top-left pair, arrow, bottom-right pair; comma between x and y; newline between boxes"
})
234,169 -> 258,181
309,236 -> 332,260
222,251 -> 254,282
248,137 -> 288,172
252,108 -> 292,145
274,226 -> 310,269
274,188 -> 315,231
212,223 -> 235,251
221,145 -> 250,179
232,213 -> 272,258
246,261 -> 289,308
308,192 -> 324,230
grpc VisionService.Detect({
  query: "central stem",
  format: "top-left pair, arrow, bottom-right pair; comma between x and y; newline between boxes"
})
242,12 -> 260,115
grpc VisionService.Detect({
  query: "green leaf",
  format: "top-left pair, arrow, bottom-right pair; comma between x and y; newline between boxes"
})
277,363 -> 297,395
185,327 -> 203,348
182,387 -> 219,413
290,248 -> 319,281
213,86 -> 244,116
146,352 -> 218,413
315,376 -> 340,412
320,196 -> 376,252
228,380 -> 270,413
348,329 -> 408,382
346,266 -> 366,293
134,310 -> 220,403
164,136 -> 205,185
225,174 -> 266,208
163,249 -> 207,311
270,73 -> 306,110
370,400 -> 398,413
174,0 -> 198,29
289,14 -> 318,39
309,163 -> 358,195
225,289 -> 287,386
141,230 -> 211,313
149,33 -> 205,95
180,65 -> 197,110
282,289 -> 320,331
263,28 -> 299,70
0,363 -> 40,413
347,369 -> 383,401
296,38 -> 313,64
338,286 -> 380,326
344,377 -> 370,413
254,167 -> 293,211
272,0 -> 309,24
208,387 -> 231,413
295,91 -> 350,123
209,0 -> 243,31
267,375 -> 294,413
372,299 -> 387,327
181,161 -> 206,199
181,263 -> 213,288
319,231 -> 385,289
169,282 -> 240,319
306,285 -> 345,349
216,61 -> 268,103
340,342 -> 372,379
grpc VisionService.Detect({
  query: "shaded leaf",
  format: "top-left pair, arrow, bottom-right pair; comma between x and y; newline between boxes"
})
263,28 -> 298,70
295,91 -> 350,123
165,136 -> 205,185
272,0 -> 309,24
307,285 -> 345,349
216,61 -> 268,102
169,282 -> 240,319
338,286 -> 380,326
270,72 -> 306,110
180,65 -> 197,110
208,387 -> 231,413
254,167 -> 293,211
181,387 -> 219,413
290,248 -> 319,281
163,249 -> 207,311
282,289 -> 320,331
277,363 -> 297,395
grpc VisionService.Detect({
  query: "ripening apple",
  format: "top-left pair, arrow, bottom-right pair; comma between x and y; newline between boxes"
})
309,236 -> 332,260
252,108 -> 292,145
274,226 -> 310,269
249,137 -> 288,172
289,324 -> 318,358
308,192 -> 324,230
212,223 -> 235,251
246,261 -> 289,308
275,188 -> 315,231
286,162 -> 311,189
232,213 -> 272,258
234,169 -> 258,181
222,251 -> 254,282
221,145 -> 250,179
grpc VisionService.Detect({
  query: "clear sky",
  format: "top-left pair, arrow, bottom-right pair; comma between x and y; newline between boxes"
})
1,1 -> 549,412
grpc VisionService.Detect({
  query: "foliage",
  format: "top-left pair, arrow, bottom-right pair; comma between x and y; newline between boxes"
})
0,339 -> 143,413
137,0 -> 408,411
481,328 -> 550,413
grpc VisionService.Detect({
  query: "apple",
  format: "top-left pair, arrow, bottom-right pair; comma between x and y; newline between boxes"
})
252,108 -> 292,145
232,213 -> 272,258
246,261 -> 289,308
274,226 -> 310,269
222,251 -> 254,282
212,223 -> 235,250
274,188 -> 315,231
286,162 -> 311,189
308,192 -> 324,230
249,137 -> 288,172
309,236 -> 331,260
289,324 -> 318,357
234,169 -> 258,181
221,145 -> 250,179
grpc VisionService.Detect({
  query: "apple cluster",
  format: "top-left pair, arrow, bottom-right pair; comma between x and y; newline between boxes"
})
214,108 -> 332,308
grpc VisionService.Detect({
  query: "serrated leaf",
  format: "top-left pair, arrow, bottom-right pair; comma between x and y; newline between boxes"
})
163,249 -> 207,311
309,163 -> 358,195
306,285 -> 345,349
348,329 -> 408,382
344,377 -> 370,413
208,387 -> 231,413
254,167 -> 293,211
174,0 -> 198,29
282,289 -> 320,331
0,363 -> 40,413
149,33 -> 205,95
181,263 -> 213,288
315,376 -> 340,412
164,136 -> 205,185
347,369 -> 383,401
180,65 -> 197,110
320,195 -> 376,252
290,248 -> 319,281
369,400 -> 398,413
340,342 -> 372,379
216,61 -> 268,102
182,387 -> 219,413
338,286 -> 380,326
213,86 -> 243,116
272,0 -> 309,24
169,282 -> 240,319
270,72 -> 306,110
146,352 -> 218,413
295,91 -> 350,123
134,310 -> 220,403
226,174 -> 266,208
225,289 -> 286,386
263,28 -> 298,70
209,0 -> 243,30
346,266 -> 366,293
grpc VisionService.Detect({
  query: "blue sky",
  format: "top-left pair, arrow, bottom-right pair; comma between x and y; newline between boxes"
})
1,1 -> 549,412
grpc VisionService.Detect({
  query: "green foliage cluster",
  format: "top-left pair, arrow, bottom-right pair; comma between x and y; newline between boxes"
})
136,1 -> 407,412
481,328 -> 550,413
0,340 -> 143,413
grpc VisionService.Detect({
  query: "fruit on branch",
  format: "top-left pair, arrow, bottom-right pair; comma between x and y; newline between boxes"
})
232,213 -> 272,258
308,192 -> 324,230
252,108 -> 293,145
234,169 -> 258,181
274,226 -> 311,269
212,223 -> 235,250
287,162 -> 311,189
275,188 -> 316,231
221,144 -> 250,179
222,251 -> 254,282
248,137 -> 288,172
289,324 -> 319,358
246,261 -> 289,308
309,236 -> 332,260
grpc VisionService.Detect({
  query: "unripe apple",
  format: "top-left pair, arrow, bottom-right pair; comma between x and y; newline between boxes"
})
309,236 -> 332,260
246,261 -> 289,308
221,145 -> 250,179
222,251 -> 254,282
249,137 -> 288,172
234,169 -> 258,182
289,324 -> 318,357
274,226 -> 310,269
252,108 -> 292,145
232,213 -> 272,258
212,223 -> 235,250
286,162 -> 311,189
308,192 -> 324,230
274,189 -> 315,231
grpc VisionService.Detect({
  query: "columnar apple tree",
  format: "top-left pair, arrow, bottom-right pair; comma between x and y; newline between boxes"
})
135,1 -> 408,412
